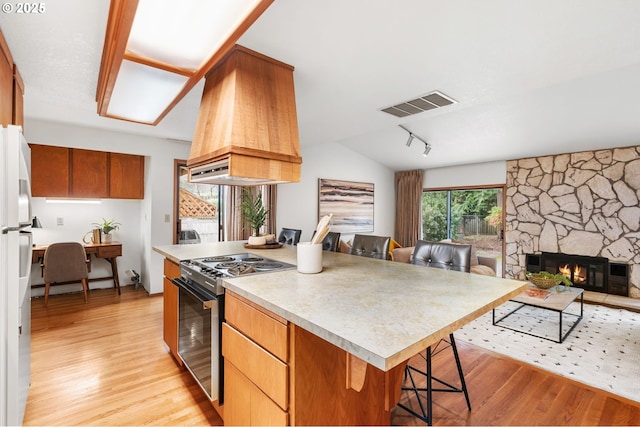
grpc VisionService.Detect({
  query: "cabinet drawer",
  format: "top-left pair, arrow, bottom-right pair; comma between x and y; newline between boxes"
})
164,258 -> 180,279
225,292 -> 288,362
222,323 -> 288,410
97,245 -> 122,258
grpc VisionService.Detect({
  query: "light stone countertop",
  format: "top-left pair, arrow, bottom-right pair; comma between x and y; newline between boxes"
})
153,241 -> 526,371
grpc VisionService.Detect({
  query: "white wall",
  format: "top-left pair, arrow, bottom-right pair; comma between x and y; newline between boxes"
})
24,119 -> 191,295
277,143 -> 396,244
423,160 -> 507,188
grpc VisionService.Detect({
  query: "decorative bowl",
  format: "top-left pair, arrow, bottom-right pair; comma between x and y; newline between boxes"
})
528,276 -> 561,289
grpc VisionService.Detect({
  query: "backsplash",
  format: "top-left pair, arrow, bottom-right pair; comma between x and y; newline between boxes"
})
504,146 -> 640,298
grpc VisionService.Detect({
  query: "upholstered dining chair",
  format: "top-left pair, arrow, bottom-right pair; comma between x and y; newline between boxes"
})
278,228 -> 302,246
321,232 -> 341,252
397,240 -> 472,425
43,242 -> 89,307
311,231 -> 341,252
349,234 -> 391,260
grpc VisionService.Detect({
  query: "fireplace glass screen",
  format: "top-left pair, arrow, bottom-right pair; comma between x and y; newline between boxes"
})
541,252 -> 607,292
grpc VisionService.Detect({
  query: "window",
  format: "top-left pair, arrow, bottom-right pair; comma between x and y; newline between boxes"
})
422,187 -> 504,272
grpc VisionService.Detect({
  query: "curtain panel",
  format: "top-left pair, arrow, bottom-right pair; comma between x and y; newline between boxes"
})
394,169 -> 424,247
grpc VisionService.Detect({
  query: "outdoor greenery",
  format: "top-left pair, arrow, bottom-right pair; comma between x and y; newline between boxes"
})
485,206 -> 503,229
422,189 -> 499,241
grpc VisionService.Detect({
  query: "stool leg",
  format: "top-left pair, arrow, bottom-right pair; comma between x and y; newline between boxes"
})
449,333 -> 471,410
426,346 -> 433,426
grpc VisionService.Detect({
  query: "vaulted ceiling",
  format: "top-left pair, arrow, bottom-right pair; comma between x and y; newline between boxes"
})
2,0 -> 640,171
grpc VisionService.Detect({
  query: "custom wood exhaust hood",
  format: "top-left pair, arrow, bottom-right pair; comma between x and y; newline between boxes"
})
187,45 -> 302,186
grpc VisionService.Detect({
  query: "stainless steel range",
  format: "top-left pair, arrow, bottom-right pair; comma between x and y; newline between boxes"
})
171,253 -> 295,404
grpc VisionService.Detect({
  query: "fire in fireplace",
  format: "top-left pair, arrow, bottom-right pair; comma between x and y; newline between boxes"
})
558,263 -> 587,285
525,252 -> 629,296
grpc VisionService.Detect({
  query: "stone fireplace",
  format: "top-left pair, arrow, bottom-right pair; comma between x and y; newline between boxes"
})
505,146 -> 640,299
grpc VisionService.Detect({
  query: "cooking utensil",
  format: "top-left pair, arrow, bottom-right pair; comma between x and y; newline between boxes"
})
311,214 -> 333,244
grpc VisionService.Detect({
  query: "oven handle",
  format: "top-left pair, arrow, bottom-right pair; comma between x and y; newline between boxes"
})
171,277 -> 216,309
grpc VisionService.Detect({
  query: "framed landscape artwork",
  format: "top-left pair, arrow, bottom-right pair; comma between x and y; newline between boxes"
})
318,179 -> 374,233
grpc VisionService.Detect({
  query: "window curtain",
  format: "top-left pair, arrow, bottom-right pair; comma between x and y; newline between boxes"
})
394,169 -> 424,247
223,185 -> 277,241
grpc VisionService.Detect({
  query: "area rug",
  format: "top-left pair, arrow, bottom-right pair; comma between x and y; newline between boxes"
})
457,301 -> 640,403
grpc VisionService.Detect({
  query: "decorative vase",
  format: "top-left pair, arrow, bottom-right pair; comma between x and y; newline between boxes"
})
556,284 -> 566,292
102,233 -> 112,243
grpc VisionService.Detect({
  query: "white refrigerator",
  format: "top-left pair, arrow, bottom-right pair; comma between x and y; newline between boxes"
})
1,125 -> 33,426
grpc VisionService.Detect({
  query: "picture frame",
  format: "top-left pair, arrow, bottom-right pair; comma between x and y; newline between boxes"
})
318,179 -> 374,233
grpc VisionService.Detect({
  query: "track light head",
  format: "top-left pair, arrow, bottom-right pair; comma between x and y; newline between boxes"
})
406,135 -> 414,147
422,144 -> 432,157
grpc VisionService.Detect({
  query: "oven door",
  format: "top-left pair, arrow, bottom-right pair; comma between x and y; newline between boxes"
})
172,277 -> 221,402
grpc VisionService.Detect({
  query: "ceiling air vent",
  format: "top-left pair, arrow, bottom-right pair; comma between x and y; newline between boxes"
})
380,91 -> 457,118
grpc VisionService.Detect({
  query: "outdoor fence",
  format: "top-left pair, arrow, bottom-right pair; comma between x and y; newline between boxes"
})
461,215 -> 497,236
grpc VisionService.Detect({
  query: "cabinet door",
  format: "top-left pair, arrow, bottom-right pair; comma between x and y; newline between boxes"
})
30,145 -> 71,197
109,153 -> 144,199
163,259 -> 181,364
224,360 -> 288,426
12,64 -> 24,128
71,148 -> 108,197
0,30 -> 13,126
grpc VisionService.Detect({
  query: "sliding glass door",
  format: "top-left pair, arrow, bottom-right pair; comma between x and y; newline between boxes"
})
422,187 -> 504,272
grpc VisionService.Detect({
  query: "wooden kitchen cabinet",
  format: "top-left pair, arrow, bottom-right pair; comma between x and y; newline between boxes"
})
71,148 -> 108,198
12,65 -> 24,128
1,29 -> 15,126
30,145 -> 71,197
29,144 -> 145,199
110,153 -> 145,199
223,292 -> 289,426
163,258 -> 182,365
223,290 -> 406,426
0,29 -> 25,128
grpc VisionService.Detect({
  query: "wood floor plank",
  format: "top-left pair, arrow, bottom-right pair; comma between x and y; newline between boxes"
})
24,287 -> 640,426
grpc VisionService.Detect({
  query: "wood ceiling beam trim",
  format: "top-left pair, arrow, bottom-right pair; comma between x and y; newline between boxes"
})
96,0 -> 138,116
123,51 -> 196,77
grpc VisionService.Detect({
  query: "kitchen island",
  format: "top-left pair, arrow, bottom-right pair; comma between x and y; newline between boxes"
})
154,241 -> 526,425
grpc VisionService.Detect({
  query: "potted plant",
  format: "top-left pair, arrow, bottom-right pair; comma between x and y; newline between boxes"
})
92,218 -> 121,243
525,271 -> 572,291
240,189 -> 268,242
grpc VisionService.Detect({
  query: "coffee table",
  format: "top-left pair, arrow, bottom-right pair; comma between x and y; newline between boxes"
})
492,286 -> 584,343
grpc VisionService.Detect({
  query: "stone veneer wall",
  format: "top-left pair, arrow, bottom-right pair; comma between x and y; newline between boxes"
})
505,146 -> 640,299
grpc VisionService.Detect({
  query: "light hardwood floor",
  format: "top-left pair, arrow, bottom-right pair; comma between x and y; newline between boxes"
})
24,286 -> 640,426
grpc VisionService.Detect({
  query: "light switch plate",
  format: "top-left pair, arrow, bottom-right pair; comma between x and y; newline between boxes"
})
56,217 -> 63,226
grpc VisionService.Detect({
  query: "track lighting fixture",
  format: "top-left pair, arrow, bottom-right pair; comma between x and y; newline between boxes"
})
399,125 -> 432,157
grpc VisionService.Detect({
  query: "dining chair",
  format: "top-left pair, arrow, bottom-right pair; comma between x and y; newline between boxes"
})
321,231 -> 341,252
43,242 -> 89,307
311,231 -> 341,252
397,240 -> 472,425
278,228 -> 302,246
349,234 -> 391,260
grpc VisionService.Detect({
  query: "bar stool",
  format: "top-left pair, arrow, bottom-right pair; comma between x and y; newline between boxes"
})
397,240 -> 473,425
